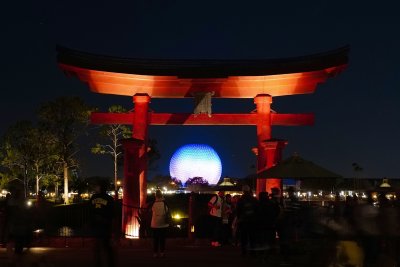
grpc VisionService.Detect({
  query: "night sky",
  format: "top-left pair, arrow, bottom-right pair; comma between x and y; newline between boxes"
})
2,1 -> 400,180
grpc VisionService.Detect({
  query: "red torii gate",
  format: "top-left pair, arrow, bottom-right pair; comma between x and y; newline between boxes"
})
57,45 -> 348,238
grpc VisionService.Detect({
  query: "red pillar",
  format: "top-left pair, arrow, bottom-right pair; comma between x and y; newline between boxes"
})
121,94 -> 150,238
254,95 -> 272,196
121,138 -> 142,238
132,94 -> 151,208
264,140 -> 288,193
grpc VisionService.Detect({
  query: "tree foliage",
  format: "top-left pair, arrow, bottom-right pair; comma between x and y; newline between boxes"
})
147,174 -> 182,190
37,96 -> 91,204
0,120 -> 60,196
185,177 -> 209,192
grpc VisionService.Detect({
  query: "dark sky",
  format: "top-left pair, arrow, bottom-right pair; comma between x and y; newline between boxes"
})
2,1 -> 400,180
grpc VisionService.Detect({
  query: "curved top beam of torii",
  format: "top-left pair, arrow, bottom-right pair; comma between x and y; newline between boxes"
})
57,45 -> 349,98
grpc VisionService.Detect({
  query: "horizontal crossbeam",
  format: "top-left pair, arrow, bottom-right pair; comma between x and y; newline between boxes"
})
91,112 -> 314,126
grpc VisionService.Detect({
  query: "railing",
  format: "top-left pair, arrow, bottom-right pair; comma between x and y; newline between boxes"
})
0,193 -> 222,247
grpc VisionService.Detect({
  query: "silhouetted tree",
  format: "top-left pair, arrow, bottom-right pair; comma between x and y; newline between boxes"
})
38,97 -> 91,204
91,105 -> 131,198
186,177 -> 209,192
0,120 -> 58,197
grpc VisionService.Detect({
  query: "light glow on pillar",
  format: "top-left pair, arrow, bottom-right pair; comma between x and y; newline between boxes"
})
123,207 -> 140,239
169,144 -> 222,185
125,222 -> 139,239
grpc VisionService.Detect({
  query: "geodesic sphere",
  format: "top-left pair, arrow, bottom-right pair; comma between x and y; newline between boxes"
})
169,144 -> 222,185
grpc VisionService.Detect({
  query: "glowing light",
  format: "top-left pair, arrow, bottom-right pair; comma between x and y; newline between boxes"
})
125,223 -> 139,239
173,214 -> 181,220
59,226 -> 73,237
27,200 -> 32,207
191,225 -> 195,233
169,144 -> 222,185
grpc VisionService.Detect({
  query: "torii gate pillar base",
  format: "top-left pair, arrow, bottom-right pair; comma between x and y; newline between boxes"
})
257,139 -> 288,195
121,138 -> 144,238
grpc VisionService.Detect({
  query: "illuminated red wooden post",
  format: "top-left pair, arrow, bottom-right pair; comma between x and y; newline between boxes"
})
121,94 -> 150,238
121,138 -> 142,238
264,140 -> 288,193
254,95 -> 272,195
132,94 -> 151,208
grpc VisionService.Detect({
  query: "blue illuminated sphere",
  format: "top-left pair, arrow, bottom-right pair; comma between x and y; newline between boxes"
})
169,144 -> 222,185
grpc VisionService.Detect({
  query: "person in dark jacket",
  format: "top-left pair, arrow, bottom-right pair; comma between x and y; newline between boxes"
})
90,179 -> 115,267
257,192 -> 280,251
236,185 -> 258,256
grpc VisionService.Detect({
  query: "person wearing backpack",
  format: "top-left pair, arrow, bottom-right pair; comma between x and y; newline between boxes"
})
151,189 -> 170,258
208,191 -> 225,247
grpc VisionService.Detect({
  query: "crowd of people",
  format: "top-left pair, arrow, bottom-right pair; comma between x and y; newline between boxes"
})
319,192 -> 400,266
205,186 -> 400,266
207,185 -> 302,260
2,181 -> 400,266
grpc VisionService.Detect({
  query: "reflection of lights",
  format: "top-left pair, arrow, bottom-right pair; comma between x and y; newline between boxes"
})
34,229 -> 44,233
191,225 -> 195,233
59,226 -> 73,237
176,225 -> 181,229
307,192 -> 311,197
30,247 -> 54,252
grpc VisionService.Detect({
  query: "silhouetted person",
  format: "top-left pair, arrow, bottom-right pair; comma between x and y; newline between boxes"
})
208,191 -> 224,247
90,179 -> 115,267
236,185 -> 258,256
355,193 -> 379,267
278,187 -> 302,261
221,194 -> 233,245
150,189 -> 170,258
257,192 -> 280,252
5,182 -> 33,266
0,193 -> 10,247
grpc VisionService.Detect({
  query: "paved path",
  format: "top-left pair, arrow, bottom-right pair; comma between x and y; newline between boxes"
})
1,239 -> 316,267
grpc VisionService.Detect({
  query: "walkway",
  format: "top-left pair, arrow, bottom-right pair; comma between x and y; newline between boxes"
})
0,238 -> 318,267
